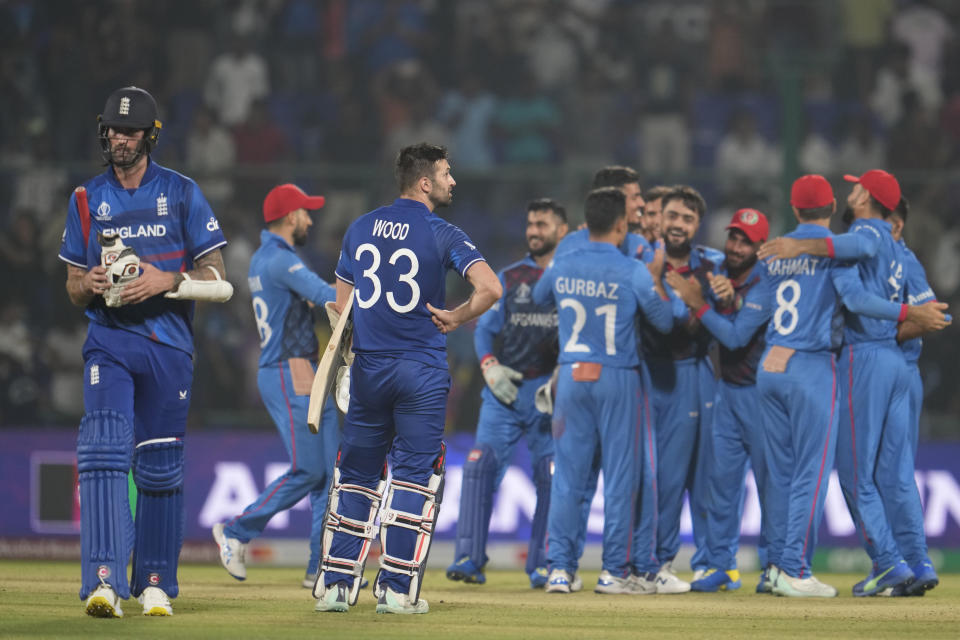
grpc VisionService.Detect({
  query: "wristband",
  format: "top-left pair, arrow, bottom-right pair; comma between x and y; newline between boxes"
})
695,304 -> 711,320
825,237 -> 835,259
898,304 -> 909,323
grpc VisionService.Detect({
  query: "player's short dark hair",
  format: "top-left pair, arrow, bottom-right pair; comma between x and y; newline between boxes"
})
527,198 -> 567,223
661,185 -> 707,218
892,196 -> 909,224
395,143 -> 448,193
585,187 -> 626,234
867,194 -> 894,220
796,204 -> 834,221
591,166 -> 640,190
644,185 -> 671,203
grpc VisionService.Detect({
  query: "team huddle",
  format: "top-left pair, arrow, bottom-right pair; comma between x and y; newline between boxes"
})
447,166 -> 950,600
65,85 -> 948,620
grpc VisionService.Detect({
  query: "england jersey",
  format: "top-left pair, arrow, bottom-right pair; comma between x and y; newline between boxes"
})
335,198 -> 485,369
58,159 -> 226,354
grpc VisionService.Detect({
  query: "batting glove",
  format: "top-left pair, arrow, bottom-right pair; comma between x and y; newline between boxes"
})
480,355 -> 523,405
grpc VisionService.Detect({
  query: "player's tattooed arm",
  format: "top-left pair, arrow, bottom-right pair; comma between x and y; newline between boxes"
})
66,264 -> 109,307
121,249 -> 226,305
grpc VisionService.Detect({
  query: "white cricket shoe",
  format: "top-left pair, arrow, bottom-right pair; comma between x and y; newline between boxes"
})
655,562 -> 691,594
315,581 -> 350,613
772,569 -> 837,598
545,568 -> 583,593
138,586 -> 173,616
596,570 -> 638,594
212,523 -> 247,580
626,571 -> 658,595
375,586 -> 428,614
85,583 -> 123,618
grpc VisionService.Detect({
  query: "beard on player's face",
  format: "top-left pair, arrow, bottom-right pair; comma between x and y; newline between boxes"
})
664,227 -> 692,256
527,233 -> 557,257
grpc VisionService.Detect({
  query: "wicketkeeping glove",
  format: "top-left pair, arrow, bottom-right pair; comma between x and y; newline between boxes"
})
534,366 -> 559,414
480,355 -> 523,405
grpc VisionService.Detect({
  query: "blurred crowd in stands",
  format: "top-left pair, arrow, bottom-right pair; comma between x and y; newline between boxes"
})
1,0 -> 958,436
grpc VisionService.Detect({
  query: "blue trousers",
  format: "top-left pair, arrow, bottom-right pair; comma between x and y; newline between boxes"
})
224,360 -> 339,572
758,349 -> 837,578
703,381 -> 768,571
453,377 -> 554,565
548,364 -> 640,577
324,354 -> 450,593
836,343 -> 925,569
645,357 -> 715,569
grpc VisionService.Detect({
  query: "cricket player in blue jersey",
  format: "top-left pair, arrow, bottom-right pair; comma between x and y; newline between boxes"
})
760,172 -> 949,596
667,208 -> 772,594
446,198 -> 568,588
212,183 -> 341,588
533,187 -> 673,595
755,174 -> 947,598
642,185 -> 724,593
59,87 -> 231,618
312,143 -> 501,615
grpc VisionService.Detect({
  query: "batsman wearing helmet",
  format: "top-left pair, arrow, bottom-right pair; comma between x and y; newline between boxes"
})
59,86 -> 232,618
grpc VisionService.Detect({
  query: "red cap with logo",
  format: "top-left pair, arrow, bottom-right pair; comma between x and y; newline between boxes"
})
263,184 -> 325,223
726,208 -> 769,243
790,174 -> 834,209
843,169 -> 901,211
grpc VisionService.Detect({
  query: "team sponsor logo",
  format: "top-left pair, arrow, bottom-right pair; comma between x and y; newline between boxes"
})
514,282 -> 532,304
101,224 -> 167,240
95,202 -> 112,221
467,449 -> 483,462
206,217 -> 220,232
119,97 -> 131,115
157,194 -> 168,216
148,573 -> 160,586
97,565 -> 110,579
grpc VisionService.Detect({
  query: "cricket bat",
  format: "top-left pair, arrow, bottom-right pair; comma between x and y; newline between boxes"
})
308,290 -> 354,433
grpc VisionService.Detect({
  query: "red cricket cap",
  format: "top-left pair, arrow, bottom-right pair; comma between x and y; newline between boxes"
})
790,174 -> 834,209
843,169 -> 901,211
263,184 -> 325,223
726,208 -> 769,243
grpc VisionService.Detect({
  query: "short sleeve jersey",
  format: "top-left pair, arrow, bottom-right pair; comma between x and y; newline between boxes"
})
842,219 -> 904,344
249,229 -> 336,367
474,256 -> 558,379
58,159 -> 227,354
533,242 -> 669,368
335,198 -> 485,369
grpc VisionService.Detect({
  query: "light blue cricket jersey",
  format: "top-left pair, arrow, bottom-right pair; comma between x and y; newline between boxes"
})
58,158 -> 227,355
555,228 -> 651,261
335,198 -> 485,370
249,230 -> 336,367
761,224 -> 903,352
533,240 -> 672,368
898,239 -> 935,363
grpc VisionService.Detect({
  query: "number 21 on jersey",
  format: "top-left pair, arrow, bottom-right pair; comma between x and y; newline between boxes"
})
560,298 -> 617,355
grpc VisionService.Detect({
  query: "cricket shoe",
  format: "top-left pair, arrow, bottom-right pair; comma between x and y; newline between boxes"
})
626,571 -> 658,595
529,567 -> 549,589
85,583 -> 123,618
314,582 -> 350,613
772,569 -> 837,598
445,557 -> 486,584
595,570 -> 634,594
852,569 -> 891,597
375,587 -> 428,614
854,561 -> 914,597
303,572 -> 367,590
905,559 -> 938,596
545,569 -> 583,593
655,562 -> 691,594
756,567 -> 773,594
138,586 -> 173,616
212,523 -> 247,581
692,569 -> 707,582
691,568 -> 741,592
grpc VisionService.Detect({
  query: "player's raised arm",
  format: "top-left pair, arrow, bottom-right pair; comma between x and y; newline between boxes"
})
426,260 -> 501,334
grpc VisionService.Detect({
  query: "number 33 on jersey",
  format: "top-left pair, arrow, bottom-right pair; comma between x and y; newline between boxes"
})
334,198 -> 485,369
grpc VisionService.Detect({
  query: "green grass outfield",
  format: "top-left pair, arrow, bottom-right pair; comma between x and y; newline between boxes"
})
1,561 -> 958,639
